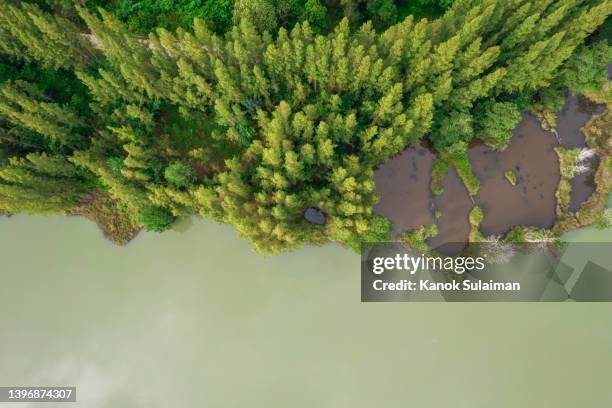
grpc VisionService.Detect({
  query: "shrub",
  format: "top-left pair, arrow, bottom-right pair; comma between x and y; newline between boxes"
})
164,161 -> 196,188
475,101 -> 521,150
140,205 -> 175,232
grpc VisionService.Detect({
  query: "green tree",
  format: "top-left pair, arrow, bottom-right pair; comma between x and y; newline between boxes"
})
562,41 -> 611,95
0,153 -> 88,214
475,101 -> 522,150
164,160 -> 196,188
301,0 -> 327,31
232,0 -> 277,33
140,205 -> 175,232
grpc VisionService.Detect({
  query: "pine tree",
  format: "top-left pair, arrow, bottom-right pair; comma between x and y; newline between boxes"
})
0,1 -> 98,70
0,153 -> 87,214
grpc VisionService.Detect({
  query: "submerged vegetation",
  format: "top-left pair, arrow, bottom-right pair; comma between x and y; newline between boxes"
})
0,0 -> 610,253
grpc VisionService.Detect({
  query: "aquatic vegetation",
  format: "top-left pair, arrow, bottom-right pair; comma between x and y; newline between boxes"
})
595,208 -> 612,230
448,146 -> 480,196
504,170 -> 517,186
468,206 -> 484,242
399,224 -> 438,254
554,110 -> 612,234
430,158 -> 449,196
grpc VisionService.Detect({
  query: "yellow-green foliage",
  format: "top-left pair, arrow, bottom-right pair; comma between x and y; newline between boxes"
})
553,146 -> 580,216
399,224 -> 438,254
468,206 -> 484,242
555,147 -> 580,178
450,150 -> 480,196
504,170 -> 517,186
504,226 -> 557,244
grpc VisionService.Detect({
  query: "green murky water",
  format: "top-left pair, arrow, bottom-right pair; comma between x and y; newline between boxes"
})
0,215 -> 611,407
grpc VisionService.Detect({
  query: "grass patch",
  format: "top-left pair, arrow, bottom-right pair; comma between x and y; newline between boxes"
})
468,206 -> 485,242
595,208 -> 612,230
554,146 -> 580,216
556,179 -> 573,215
450,150 -> 480,196
430,157 -> 450,196
555,147 -> 579,179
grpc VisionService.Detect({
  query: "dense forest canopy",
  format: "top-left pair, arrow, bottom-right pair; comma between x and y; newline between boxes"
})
27,0 -> 456,33
0,0 -> 610,253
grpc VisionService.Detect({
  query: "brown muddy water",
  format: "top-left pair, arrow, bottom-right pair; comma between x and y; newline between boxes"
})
569,155 -> 600,213
375,95 -> 605,244
556,95 -> 604,147
469,114 -> 560,238
428,167 -> 472,249
374,146 -> 435,235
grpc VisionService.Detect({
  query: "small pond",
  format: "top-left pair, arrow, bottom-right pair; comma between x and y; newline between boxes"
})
375,95 -> 606,244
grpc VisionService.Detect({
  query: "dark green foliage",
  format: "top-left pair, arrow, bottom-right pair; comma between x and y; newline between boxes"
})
109,0 -> 235,34
301,0 -> 328,30
432,112 -> 473,152
31,0 -> 452,34
164,161 -> 196,187
532,85 -> 567,116
107,156 -> 124,175
366,0 -> 398,28
140,205 -> 175,232
475,101 -> 522,150
233,0 -> 277,32
562,41 -> 611,95
343,0 -> 453,28
34,0 -> 235,34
